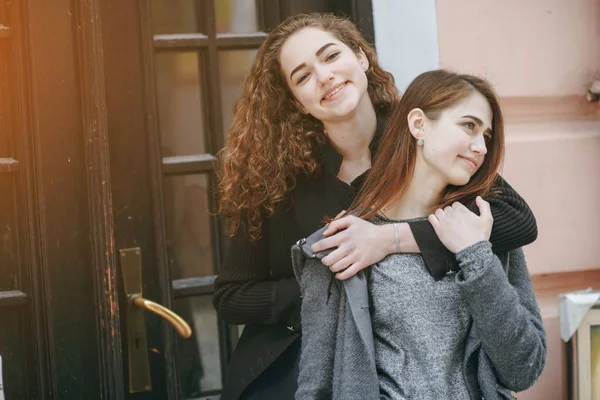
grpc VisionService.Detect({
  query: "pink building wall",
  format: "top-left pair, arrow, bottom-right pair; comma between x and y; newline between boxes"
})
436,1 -> 600,398
436,0 -> 600,275
437,0 -> 600,97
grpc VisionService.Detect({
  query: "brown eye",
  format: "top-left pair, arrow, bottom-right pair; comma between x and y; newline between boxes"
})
297,73 -> 309,84
325,51 -> 340,61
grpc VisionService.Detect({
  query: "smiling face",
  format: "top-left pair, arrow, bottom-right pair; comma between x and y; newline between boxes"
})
278,27 -> 370,123
413,91 -> 493,186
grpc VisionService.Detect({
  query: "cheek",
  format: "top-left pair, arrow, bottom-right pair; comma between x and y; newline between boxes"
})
430,132 -> 468,157
350,63 -> 368,89
423,140 -> 455,163
293,85 -> 316,107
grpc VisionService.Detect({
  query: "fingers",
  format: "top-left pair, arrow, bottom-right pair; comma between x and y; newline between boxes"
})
476,196 -> 493,221
335,262 -> 366,280
311,233 -> 344,253
327,252 -> 353,272
428,213 -> 440,229
322,215 -> 355,236
321,247 -> 352,272
434,208 -> 446,220
333,209 -> 347,220
452,201 -> 468,211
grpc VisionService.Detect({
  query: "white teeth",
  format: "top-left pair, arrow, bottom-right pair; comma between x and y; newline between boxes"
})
324,84 -> 345,100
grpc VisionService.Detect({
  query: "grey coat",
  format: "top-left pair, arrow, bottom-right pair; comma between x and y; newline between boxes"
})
291,240 -> 546,400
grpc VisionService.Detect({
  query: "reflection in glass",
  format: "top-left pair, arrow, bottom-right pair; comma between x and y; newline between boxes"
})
164,174 -> 214,279
215,0 -> 259,33
592,325 -> 600,399
155,52 -> 206,157
174,295 -> 222,396
151,0 -> 199,34
218,50 -> 257,141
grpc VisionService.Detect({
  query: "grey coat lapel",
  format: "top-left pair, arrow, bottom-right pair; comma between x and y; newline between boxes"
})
342,271 -> 375,360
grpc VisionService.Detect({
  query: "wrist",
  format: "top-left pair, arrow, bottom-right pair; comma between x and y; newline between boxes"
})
380,224 -> 397,255
456,235 -> 490,254
398,222 -> 419,253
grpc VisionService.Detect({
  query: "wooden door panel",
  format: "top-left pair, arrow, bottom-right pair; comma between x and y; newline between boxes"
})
0,3 -> 38,399
0,1 -> 376,399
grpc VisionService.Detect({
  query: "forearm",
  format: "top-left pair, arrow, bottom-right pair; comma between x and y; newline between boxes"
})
455,243 -> 546,390
476,175 -> 538,253
212,222 -> 300,327
213,278 -> 301,326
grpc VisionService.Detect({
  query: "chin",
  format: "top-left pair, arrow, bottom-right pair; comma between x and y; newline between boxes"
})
329,97 -> 361,118
448,174 -> 472,187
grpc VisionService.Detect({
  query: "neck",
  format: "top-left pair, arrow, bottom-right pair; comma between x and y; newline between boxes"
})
383,157 -> 447,220
322,96 -> 377,162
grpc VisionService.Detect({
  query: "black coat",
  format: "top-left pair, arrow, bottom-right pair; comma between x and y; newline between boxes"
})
213,120 -> 538,399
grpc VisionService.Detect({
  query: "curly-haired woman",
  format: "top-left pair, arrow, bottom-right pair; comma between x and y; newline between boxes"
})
213,13 -> 537,400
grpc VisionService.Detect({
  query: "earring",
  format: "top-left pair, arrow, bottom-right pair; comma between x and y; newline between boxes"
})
363,65 -> 368,71
417,138 -> 424,146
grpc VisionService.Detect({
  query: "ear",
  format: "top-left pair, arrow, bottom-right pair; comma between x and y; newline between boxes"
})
356,48 -> 370,71
407,108 -> 427,139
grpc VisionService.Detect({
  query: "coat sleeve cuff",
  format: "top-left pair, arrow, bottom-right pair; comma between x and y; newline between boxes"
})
455,240 -> 494,281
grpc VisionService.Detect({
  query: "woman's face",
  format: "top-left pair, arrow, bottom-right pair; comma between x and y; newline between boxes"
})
278,27 -> 370,122
417,91 -> 493,186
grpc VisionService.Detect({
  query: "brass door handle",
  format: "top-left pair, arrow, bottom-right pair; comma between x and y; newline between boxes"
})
130,294 -> 192,338
119,247 -> 194,393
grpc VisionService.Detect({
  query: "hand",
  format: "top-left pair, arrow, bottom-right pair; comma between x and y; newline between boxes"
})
428,196 -> 493,254
310,215 -> 391,280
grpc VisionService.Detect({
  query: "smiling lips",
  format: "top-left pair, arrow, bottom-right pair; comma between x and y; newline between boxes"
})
459,155 -> 480,170
322,82 -> 346,102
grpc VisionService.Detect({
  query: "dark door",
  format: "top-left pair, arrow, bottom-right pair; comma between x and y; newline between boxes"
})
0,1 -> 373,399
102,1 -> 374,399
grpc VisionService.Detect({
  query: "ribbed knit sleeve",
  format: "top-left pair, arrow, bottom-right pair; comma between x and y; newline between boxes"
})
479,175 -> 538,254
410,174 -> 538,280
212,221 -> 301,328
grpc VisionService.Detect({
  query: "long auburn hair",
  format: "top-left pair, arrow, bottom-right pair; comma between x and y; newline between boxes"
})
217,13 -> 398,239
354,69 -> 505,220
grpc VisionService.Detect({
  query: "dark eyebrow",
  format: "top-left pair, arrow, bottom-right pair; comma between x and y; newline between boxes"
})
462,115 -> 492,134
290,63 -> 306,80
316,42 -> 336,56
289,43 -> 337,80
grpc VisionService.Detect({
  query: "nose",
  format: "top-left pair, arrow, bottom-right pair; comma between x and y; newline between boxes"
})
315,64 -> 334,86
471,135 -> 488,155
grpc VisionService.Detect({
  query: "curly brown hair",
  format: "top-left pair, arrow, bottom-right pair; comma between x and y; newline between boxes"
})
217,13 -> 399,240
